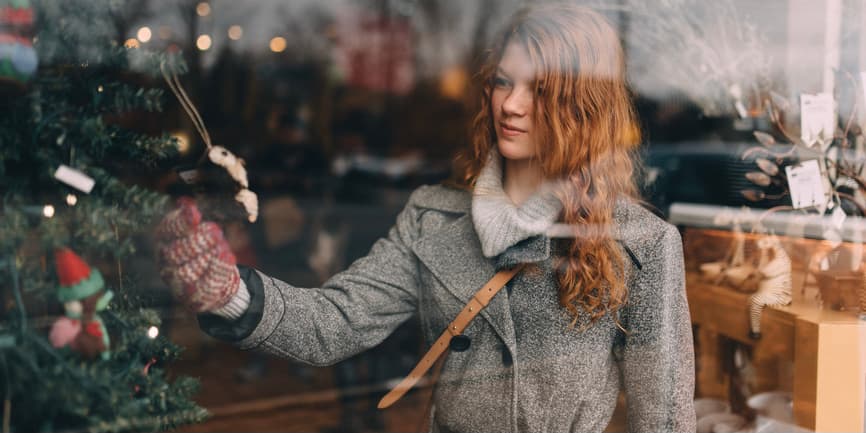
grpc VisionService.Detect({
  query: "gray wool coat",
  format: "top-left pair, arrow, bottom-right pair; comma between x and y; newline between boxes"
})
200,184 -> 696,433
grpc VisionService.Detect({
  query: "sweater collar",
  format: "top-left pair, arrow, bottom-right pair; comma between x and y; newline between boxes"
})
471,150 -> 564,258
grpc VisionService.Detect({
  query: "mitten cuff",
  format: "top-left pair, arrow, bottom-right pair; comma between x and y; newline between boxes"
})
210,279 -> 250,320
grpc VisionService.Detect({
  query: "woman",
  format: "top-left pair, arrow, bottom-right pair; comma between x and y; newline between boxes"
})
157,4 -> 695,432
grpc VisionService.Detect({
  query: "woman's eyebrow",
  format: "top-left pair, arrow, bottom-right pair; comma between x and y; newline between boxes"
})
495,67 -> 511,79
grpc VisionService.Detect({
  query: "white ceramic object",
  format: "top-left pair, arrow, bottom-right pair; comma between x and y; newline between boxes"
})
747,391 -> 794,423
754,415 -> 811,432
695,398 -> 731,420
697,413 -> 748,433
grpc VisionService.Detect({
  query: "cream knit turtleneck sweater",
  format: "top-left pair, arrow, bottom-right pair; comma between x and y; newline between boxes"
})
471,150 -> 563,258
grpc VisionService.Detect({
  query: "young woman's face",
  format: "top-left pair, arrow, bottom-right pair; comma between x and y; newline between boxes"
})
491,41 -> 538,161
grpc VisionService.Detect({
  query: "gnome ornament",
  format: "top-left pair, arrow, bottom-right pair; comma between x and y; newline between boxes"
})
0,0 -> 38,85
48,248 -> 113,360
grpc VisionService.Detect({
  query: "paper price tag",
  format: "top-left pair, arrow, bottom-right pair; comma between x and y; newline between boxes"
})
800,93 -> 836,149
785,159 -> 826,209
54,165 -> 95,193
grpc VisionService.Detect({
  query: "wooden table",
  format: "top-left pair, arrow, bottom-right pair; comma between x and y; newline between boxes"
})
687,271 -> 865,432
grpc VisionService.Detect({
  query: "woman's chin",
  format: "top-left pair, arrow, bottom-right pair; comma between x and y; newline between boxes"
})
496,141 -> 534,161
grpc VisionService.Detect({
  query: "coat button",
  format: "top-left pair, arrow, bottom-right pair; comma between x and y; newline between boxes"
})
501,347 -> 513,367
449,335 -> 471,352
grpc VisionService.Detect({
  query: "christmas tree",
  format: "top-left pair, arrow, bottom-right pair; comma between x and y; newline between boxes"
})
0,0 -> 207,431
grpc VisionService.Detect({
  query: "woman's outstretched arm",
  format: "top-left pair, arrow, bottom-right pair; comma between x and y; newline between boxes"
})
167,190 -> 427,366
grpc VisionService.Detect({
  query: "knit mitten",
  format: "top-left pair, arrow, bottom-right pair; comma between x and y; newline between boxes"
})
156,198 -> 240,313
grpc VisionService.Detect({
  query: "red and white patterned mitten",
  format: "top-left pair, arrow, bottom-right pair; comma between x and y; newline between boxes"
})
156,198 -> 240,313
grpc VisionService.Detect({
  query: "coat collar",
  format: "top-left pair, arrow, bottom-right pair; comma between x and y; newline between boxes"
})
412,212 -> 517,352
412,185 -> 645,268
410,184 -> 471,214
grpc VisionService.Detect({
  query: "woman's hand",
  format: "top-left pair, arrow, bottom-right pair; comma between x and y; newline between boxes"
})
155,197 -> 240,313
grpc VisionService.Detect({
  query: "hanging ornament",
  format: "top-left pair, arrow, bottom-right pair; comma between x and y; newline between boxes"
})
48,248 -> 113,360
132,357 -> 158,396
0,0 -> 38,86
160,61 -> 258,223
143,357 -> 157,374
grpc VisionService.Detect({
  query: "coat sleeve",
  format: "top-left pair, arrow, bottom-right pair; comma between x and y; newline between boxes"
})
618,224 -> 696,433
198,189 -> 424,366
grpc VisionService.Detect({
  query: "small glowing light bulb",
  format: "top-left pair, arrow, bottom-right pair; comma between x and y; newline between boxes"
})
147,326 -> 159,339
43,204 -> 55,218
137,26 -> 152,43
270,37 -> 286,53
97,85 -> 104,93
66,194 -> 77,206
196,34 -> 212,51
228,25 -> 242,40
196,2 -> 211,16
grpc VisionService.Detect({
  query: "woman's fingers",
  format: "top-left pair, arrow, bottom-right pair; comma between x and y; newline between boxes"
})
159,229 -> 238,312
155,197 -> 202,241
189,241 -> 239,312
160,221 -> 224,266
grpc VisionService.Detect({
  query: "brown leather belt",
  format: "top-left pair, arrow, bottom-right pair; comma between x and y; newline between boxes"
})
378,263 -> 526,409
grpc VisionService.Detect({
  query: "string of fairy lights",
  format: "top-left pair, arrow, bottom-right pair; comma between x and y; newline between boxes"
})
124,1 -> 288,53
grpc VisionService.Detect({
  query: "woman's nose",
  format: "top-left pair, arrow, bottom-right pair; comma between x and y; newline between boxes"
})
502,87 -> 531,117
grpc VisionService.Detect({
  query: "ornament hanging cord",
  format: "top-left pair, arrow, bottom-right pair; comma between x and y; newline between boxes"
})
159,60 -> 212,153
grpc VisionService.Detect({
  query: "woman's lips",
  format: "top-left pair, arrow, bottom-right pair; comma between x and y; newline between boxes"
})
500,122 -> 526,137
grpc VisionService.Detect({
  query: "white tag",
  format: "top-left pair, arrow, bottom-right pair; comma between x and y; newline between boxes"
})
831,206 -> 846,229
729,84 -> 748,118
800,93 -> 836,149
54,165 -> 95,193
178,169 -> 200,184
785,159 -> 826,209
734,100 -> 748,119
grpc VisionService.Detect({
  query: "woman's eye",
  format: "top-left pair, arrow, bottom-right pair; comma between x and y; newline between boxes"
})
493,76 -> 510,88
535,80 -> 546,95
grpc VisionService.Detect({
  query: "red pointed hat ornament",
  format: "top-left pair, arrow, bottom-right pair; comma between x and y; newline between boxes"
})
50,248 -> 112,358
55,247 -> 105,302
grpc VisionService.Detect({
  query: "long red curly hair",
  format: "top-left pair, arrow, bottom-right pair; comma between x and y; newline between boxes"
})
455,3 -> 641,326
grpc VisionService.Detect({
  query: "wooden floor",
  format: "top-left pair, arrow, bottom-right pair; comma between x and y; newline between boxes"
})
171,338 -> 448,433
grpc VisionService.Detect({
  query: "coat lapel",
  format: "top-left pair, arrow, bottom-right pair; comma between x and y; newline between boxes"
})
412,213 -> 517,352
